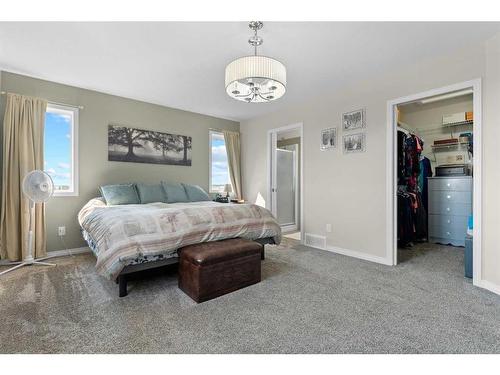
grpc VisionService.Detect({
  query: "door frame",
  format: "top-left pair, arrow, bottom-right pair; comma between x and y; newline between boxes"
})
386,79 -> 482,286
267,122 -> 304,243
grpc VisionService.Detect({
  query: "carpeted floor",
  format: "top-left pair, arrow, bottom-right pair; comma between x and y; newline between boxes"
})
1,239 -> 500,354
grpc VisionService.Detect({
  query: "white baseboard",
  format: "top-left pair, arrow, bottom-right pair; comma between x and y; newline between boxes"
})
0,246 -> 91,265
324,245 -> 393,266
476,279 -> 500,296
45,247 -> 91,259
304,233 -> 326,250
281,224 -> 299,234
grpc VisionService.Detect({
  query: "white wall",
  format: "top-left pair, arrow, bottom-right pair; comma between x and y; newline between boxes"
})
241,37 -> 500,293
483,32 -> 500,289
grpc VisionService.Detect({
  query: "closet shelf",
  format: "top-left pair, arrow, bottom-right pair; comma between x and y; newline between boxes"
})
416,120 -> 473,133
431,141 -> 469,150
442,119 -> 473,128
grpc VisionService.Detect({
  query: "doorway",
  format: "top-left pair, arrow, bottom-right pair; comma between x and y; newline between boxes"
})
268,123 -> 304,243
387,80 -> 482,286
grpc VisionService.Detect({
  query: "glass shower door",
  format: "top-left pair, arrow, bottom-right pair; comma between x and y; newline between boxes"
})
275,148 -> 296,227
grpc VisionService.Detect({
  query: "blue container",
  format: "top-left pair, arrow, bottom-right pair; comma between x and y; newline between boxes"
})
464,235 -> 473,278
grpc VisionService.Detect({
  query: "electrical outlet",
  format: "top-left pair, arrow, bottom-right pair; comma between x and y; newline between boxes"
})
58,226 -> 66,237
326,223 -> 332,233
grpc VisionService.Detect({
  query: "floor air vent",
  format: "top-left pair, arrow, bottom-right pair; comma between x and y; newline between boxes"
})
304,233 -> 326,250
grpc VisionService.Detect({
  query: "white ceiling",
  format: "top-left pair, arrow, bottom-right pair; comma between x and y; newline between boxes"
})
0,22 -> 499,121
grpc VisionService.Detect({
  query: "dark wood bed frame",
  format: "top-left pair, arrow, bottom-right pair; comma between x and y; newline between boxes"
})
115,237 -> 275,297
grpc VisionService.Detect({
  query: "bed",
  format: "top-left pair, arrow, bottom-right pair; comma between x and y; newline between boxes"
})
78,198 -> 281,296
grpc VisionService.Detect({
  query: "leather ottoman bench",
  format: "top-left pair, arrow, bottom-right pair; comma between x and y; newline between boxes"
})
178,238 -> 262,303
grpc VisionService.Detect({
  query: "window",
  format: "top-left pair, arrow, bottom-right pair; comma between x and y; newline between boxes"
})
44,104 -> 78,196
209,130 -> 231,193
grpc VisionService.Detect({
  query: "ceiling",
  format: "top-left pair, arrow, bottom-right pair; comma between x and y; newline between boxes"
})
0,22 -> 499,121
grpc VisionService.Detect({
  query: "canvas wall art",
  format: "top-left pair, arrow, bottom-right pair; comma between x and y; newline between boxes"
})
108,125 -> 192,166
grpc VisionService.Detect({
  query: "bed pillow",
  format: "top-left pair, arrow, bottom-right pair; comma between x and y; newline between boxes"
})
99,184 -> 140,205
161,182 -> 189,203
182,183 -> 211,202
136,183 -> 167,204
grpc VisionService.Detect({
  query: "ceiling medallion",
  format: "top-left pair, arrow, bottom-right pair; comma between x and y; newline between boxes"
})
225,21 -> 287,103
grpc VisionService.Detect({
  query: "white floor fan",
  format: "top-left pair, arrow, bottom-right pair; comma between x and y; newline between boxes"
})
0,170 -> 56,276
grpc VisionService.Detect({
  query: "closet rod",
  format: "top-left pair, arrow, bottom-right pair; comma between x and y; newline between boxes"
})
397,122 -> 424,141
0,91 -> 84,110
397,121 -> 416,135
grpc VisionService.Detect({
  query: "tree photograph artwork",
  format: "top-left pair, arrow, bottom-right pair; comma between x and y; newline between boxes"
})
108,125 -> 192,166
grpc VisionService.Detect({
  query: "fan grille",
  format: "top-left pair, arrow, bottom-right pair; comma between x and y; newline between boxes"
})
22,170 -> 54,203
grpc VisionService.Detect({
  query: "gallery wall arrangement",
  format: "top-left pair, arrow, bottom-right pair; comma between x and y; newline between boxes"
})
342,108 -> 366,153
320,108 -> 367,153
108,125 -> 192,166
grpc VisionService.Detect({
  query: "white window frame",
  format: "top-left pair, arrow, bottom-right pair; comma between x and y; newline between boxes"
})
208,130 -> 231,194
45,103 -> 79,197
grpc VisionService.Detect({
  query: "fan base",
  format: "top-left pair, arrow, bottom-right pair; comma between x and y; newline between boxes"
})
0,257 -> 56,276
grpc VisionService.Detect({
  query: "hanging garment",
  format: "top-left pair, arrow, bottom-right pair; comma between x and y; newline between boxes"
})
414,192 -> 427,241
397,131 -> 427,246
397,190 -> 427,246
397,131 -> 407,184
398,191 -> 415,246
418,156 -> 433,212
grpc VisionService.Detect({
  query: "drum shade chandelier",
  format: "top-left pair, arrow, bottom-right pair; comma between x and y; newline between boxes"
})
225,21 -> 286,103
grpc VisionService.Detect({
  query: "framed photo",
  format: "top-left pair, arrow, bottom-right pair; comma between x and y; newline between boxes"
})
320,127 -> 337,150
342,108 -> 366,131
343,132 -> 366,153
108,124 -> 192,166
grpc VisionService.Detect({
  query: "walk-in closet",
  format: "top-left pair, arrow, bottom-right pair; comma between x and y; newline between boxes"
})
396,89 -> 474,277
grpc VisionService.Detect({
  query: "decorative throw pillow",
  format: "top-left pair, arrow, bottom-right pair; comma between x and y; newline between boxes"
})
136,183 -> 167,204
182,183 -> 211,202
161,181 -> 189,203
99,184 -> 140,205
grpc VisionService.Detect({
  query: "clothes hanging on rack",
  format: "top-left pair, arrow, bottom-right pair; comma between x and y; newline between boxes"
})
397,188 -> 428,246
397,130 -> 407,183
418,156 -> 433,212
397,130 -> 427,246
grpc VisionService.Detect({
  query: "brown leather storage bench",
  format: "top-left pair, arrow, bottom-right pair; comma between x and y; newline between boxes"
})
178,238 -> 262,303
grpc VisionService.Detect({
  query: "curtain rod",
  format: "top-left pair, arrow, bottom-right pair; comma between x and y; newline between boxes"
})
0,91 -> 84,110
209,127 -> 240,134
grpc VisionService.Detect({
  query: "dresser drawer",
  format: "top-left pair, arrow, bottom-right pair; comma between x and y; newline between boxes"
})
428,215 -> 468,242
428,214 -> 468,230
428,201 -> 472,216
428,177 -> 472,192
429,227 -> 465,242
429,222 -> 466,241
429,191 -> 472,205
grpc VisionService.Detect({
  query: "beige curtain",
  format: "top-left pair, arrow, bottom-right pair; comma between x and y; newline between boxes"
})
0,93 -> 47,261
223,131 -> 242,200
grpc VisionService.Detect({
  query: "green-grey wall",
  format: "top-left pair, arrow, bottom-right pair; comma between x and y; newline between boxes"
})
0,71 -> 239,252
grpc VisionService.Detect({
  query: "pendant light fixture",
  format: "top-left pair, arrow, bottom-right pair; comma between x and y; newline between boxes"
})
225,21 -> 287,103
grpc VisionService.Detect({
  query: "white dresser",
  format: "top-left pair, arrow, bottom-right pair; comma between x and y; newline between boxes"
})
428,176 -> 472,247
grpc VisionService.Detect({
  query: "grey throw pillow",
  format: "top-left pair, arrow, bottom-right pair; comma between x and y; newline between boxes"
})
161,181 -> 189,203
99,184 -> 140,205
136,183 -> 167,204
182,183 -> 211,202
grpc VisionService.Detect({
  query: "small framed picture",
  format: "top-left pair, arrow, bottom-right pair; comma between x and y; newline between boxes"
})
342,108 -> 366,131
343,132 -> 366,153
320,127 -> 337,150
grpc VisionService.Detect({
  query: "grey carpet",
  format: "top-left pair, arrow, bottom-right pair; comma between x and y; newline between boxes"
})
1,239 -> 500,354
